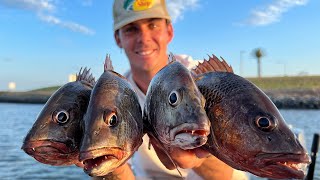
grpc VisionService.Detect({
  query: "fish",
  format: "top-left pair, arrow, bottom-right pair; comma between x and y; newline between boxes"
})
192,55 -> 311,179
21,67 -> 95,166
143,53 -> 210,152
79,54 -> 143,177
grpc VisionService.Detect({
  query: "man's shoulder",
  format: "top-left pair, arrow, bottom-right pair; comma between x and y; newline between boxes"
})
174,54 -> 200,70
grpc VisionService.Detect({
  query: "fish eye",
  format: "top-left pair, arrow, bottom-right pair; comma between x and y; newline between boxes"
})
168,90 -> 180,106
53,110 -> 69,124
108,115 -> 118,127
255,117 -> 275,131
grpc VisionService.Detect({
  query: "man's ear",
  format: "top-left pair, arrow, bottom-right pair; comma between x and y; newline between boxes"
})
114,31 -> 122,48
167,23 -> 174,43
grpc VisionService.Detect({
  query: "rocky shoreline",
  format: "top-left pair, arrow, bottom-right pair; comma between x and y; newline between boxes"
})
0,89 -> 320,109
264,89 -> 320,109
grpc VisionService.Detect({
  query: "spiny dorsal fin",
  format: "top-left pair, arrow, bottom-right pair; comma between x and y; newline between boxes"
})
168,52 -> 176,63
192,54 -> 234,75
76,67 -> 96,88
104,54 -> 114,72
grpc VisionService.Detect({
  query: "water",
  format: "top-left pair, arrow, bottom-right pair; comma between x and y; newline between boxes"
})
0,103 -> 319,180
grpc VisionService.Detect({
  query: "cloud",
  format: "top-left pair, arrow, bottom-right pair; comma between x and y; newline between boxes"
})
166,0 -> 199,23
0,0 -> 95,35
2,57 -> 14,62
81,0 -> 93,7
38,14 -> 95,35
0,0 -> 55,12
244,0 -> 308,26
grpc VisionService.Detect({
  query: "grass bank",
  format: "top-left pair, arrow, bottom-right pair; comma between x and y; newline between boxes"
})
247,76 -> 320,90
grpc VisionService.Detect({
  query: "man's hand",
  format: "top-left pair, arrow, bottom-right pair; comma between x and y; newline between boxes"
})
149,135 -> 209,169
168,147 -> 209,169
150,136 -> 233,180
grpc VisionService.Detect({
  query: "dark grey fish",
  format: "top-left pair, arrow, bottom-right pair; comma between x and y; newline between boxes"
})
21,68 -> 95,166
193,55 -> 310,179
79,55 -> 143,177
143,54 -> 210,150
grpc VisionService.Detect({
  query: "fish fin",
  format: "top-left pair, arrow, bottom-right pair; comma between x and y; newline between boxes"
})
104,54 -> 114,71
168,52 -> 177,63
191,54 -> 234,75
76,67 -> 96,88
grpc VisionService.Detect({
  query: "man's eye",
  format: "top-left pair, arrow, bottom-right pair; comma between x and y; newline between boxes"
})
124,27 -> 137,34
149,23 -> 158,29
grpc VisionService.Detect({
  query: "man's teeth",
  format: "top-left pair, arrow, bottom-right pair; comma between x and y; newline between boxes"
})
138,50 -> 153,55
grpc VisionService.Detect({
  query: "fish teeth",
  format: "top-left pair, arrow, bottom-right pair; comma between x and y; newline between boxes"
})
32,148 -> 35,151
297,163 -> 308,172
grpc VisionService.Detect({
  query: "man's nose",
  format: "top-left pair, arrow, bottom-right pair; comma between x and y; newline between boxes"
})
137,27 -> 151,43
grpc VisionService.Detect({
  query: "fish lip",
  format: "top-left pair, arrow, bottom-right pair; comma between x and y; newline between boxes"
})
169,123 -> 210,149
21,140 -> 79,166
170,123 -> 210,139
79,147 -> 127,176
254,153 -> 311,179
22,140 -> 75,154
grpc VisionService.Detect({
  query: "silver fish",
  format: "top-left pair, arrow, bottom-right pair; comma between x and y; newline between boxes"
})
193,55 -> 310,179
22,67 -> 95,166
79,54 -> 143,177
143,53 -> 210,151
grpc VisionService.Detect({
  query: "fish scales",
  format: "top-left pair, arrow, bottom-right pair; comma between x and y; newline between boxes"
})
21,67 -> 95,167
79,55 -> 143,177
193,55 -> 310,179
144,55 -> 210,151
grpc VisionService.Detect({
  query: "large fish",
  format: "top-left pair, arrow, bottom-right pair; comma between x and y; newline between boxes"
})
143,54 -> 210,152
21,68 -> 95,166
79,55 -> 143,177
193,55 -> 310,179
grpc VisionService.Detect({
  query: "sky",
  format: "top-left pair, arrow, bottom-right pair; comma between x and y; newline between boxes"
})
0,0 -> 319,91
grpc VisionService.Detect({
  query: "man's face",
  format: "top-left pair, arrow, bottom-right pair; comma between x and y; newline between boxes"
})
115,18 -> 173,73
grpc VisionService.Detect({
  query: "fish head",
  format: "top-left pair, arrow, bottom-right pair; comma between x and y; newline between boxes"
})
204,73 -> 310,179
80,71 -> 143,176
21,81 -> 92,166
145,61 -> 210,150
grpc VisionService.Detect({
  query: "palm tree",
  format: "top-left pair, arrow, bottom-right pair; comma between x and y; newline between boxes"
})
252,48 -> 265,78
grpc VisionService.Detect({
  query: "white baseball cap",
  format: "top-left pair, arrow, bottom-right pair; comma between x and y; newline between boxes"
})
113,0 -> 171,31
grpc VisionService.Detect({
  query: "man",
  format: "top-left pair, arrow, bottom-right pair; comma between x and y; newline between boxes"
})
111,0 -> 235,179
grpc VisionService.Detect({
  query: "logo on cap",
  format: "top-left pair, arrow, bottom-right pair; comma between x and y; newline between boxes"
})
124,0 -> 154,11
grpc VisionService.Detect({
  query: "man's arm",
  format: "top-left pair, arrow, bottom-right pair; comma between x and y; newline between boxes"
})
192,155 -> 233,180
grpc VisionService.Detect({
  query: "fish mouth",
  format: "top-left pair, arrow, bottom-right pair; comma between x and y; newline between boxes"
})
21,140 -> 78,166
169,123 -> 210,150
254,153 -> 311,179
79,147 -> 128,176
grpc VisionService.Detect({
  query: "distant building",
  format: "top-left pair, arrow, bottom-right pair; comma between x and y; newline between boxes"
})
69,74 -> 77,82
8,82 -> 16,91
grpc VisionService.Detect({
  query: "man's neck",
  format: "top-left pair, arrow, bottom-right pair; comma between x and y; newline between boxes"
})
131,69 -> 155,94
